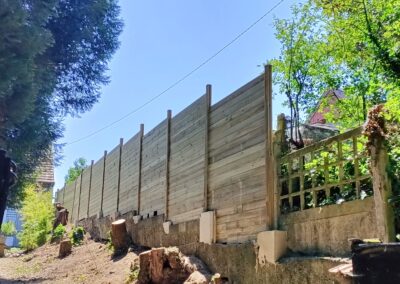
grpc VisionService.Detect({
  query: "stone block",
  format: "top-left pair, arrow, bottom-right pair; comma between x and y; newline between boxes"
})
199,211 -> 215,244
133,215 -> 141,224
257,230 -> 287,264
163,221 -> 172,234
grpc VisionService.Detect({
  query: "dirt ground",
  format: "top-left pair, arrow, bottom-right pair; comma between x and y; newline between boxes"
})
0,238 -> 144,284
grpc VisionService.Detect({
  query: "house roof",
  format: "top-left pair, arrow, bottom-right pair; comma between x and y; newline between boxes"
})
308,89 -> 344,124
36,155 -> 55,188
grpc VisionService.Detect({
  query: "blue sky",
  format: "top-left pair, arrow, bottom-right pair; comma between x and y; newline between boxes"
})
54,0 -> 299,191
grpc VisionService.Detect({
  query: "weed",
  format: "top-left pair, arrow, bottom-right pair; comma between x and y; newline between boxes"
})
125,262 -> 139,283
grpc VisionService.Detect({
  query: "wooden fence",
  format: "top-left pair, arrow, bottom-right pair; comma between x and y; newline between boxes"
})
56,70 -> 272,243
278,125 -> 372,214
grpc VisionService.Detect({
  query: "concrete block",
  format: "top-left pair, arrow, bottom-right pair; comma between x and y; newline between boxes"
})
163,221 -> 172,234
199,211 -> 215,244
257,230 -> 287,264
133,215 -> 141,224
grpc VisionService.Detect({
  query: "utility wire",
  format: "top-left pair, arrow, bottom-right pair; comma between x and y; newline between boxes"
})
65,0 -> 284,146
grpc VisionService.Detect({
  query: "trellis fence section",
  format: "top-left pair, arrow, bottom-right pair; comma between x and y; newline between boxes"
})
56,71 -> 272,243
278,125 -> 372,214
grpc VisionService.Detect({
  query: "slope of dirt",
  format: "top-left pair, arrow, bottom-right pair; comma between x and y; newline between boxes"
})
0,238 -> 143,284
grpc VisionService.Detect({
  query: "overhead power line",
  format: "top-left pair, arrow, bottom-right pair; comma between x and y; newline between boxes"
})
65,0 -> 284,146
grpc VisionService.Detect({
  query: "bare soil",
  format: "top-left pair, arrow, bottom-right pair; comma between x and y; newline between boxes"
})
0,238 -> 143,284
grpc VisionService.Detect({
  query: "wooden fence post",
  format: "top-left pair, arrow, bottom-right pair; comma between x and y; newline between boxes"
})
87,160 -> 94,218
70,179 -> 77,223
273,114 -> 286,228
99,150 -> 107,218
116,138 -> 124,214
137,124 -> 144,215
203,85 -> 211,212
370,137 -> 396,242
165,110 -> 171,221
264,65 -> 274,230
77,173 -> 83,221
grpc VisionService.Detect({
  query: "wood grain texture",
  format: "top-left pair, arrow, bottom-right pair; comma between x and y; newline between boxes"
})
208,78 -> 267,243
88,157 -> 105,217
140,119 -> 168,218
102,144 -> 120,217
119,132 -> 141,214
168,95 -> 207,222
78,167 -> 91,220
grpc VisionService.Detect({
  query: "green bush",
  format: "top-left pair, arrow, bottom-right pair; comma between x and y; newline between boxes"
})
52,224 -> 66,240
1,221 -> 16,236
70,226 -> 85,246
18,184 -> 54,251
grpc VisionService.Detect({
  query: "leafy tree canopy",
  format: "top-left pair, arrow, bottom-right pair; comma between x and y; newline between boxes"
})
64,158 -> 87,185
271,0 -> 400,132
0,0 -> 123,209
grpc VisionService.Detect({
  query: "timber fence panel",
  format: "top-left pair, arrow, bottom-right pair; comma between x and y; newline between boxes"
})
168,95 -> 208,223
119,132 -> 141,215
63,181 -> 75,222
72,175 -> 82,223
140,120 -> 168,218
208,75 -> 267,243
102,144 -> 121,217
78,167 -> 91,220
88,157 -> 105,217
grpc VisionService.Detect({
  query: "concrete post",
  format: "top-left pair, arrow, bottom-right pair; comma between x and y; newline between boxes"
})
370,137 -> 396,242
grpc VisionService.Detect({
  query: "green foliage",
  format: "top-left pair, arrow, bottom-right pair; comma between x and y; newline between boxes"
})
64,158 -> 87,184
52,224 -> 66,240
125,262 -> 140,283
0,0 -> 123,210
272,0 -> 400,131
106,230 -> 114,252
18,184 -> 54,251
69,226 -> 85,246
1,221 -> 16,236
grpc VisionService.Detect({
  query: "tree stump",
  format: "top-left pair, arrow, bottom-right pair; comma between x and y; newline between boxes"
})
59,239 -> 72,258
111,219 -> 130,253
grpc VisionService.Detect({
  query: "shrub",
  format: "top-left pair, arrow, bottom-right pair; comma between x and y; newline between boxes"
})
1,221 -> 16,236
52,224 -> 66,241
18,184 -> 54,251
70,226 -> 85,246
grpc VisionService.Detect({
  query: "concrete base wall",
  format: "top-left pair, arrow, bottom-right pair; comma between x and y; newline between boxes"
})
78,212 -> 199,248
78,212 -> 350,283
279,197 -> 378,256
183,242 -> 349,284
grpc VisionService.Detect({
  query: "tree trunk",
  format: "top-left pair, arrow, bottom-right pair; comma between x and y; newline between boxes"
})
111,219 -> 130,253
0,150 -> 11,228
59,239 -> 72,258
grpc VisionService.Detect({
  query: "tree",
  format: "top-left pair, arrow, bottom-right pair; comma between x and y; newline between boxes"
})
270,3 -> 341,148
271,0 -> 400,131
313,0 -> 400,127
0,0 -> 123,224
18,183 -> 54,251
64,158 -> 87,185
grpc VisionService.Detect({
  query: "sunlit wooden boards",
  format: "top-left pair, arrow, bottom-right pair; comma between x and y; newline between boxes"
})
118,132 -> 141,215
208,75 -> 267,243
72,174 -> 82,222
102,144 -> 120,217
140,120 -> 167,218
63,181 -> 75,222
78,167 -> 91,220
88,156 -> 105,217
168,95 -> 208,223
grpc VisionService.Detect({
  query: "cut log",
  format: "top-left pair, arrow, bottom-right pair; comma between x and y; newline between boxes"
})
59,239 -> 72,258
138,247 -> 212,284
111,219 -> 130,253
